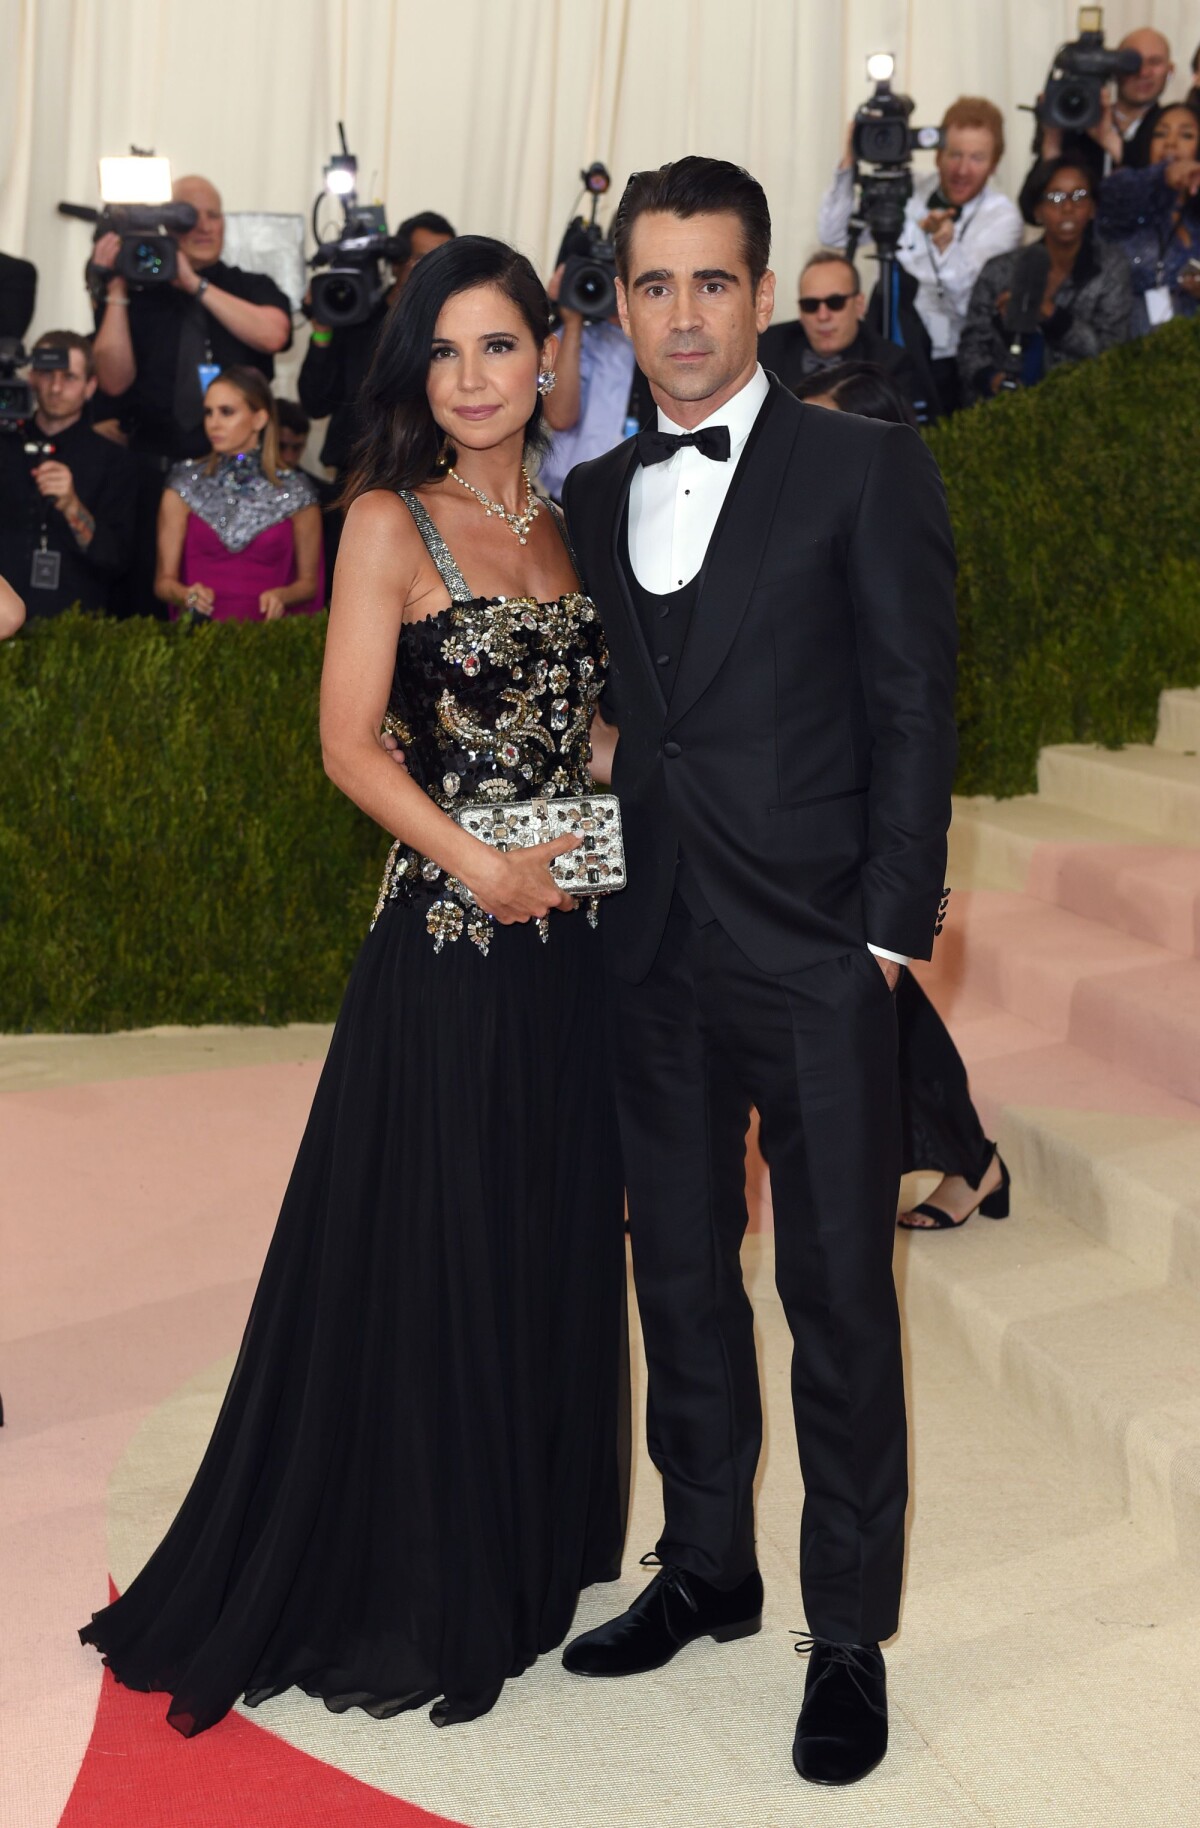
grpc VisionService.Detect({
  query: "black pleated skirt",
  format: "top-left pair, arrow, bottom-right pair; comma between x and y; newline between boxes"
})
81,899 -> 630,1735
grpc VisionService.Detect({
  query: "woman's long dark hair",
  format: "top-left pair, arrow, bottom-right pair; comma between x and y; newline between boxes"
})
792,361 -> 918,428
342,236 -> 551,505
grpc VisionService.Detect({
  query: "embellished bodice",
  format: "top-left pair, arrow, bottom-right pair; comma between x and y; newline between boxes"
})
372,491 -> 608,952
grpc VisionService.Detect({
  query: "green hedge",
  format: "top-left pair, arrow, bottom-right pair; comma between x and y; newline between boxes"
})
4,321 -> 1200,1029
0,614 -> 380,1030
926,315 -> 1200,795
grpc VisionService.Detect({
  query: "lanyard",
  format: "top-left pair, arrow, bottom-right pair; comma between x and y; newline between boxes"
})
924,194 -> 983,300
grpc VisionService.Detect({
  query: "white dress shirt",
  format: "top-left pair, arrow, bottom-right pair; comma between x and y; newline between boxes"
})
627,363 -> 907,965
817,167 -> 1023,360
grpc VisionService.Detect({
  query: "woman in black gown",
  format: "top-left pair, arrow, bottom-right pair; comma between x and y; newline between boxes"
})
81,238 -> 629,1734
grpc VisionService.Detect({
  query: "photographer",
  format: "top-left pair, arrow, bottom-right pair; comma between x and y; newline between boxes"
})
298,209 -> 455,482
758,249 -> 919,411
92,175 -> 292,463
958,162 -> 1131,403
818,96 -> 1022,412
1097,104 -> 1200,335
538,264 -> 638,500
0,331 -> 135,621
1018,27 -> 1173,226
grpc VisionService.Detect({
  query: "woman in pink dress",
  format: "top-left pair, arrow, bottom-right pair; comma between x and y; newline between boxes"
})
155,367 -> 324,622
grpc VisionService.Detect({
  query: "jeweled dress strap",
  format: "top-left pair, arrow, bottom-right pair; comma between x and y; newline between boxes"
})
397,490 -> 474,604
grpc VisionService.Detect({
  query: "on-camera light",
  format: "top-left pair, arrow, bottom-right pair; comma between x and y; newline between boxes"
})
866,52 -> 896,84
324,156 -> 357,198
99,156 -> 172,205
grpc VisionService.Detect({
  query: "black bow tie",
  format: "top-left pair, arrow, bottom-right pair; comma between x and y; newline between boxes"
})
636,424 -> 732,467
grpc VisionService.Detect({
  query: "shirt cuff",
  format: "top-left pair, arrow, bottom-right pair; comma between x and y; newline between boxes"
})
868,943 -> 910,967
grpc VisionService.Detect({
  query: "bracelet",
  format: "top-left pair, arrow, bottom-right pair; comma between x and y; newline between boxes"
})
310,329 -> 333,346
195,277 -> 210,300
105,296 -> 130,307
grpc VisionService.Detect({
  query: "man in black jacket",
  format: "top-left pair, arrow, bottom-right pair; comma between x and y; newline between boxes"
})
1018,24 -> 1174,223
0,332 -> 135,621
758,249 -> 920,411
559,158 -> 957,1787
299,211 -> 456,484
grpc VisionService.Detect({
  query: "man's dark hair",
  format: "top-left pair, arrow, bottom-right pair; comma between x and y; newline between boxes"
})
397,211 -> 457,241
792,361 -> 917,429
276,398 -> 310,437
611,156 -> 771,288
33,328 -> 94,379
343,235 -> 549,505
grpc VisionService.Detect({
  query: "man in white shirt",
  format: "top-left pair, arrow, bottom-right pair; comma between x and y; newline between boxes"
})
560,156 -> 957,1788
819,96 -> 1022,411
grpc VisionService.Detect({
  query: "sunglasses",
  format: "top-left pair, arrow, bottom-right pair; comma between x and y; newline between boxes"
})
799,291 -> 858,314
1043,187 -> 1091,204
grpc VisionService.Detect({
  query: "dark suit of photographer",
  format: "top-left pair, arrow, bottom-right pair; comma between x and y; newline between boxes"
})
297,298 -> 387,478
0,334 -> 135,621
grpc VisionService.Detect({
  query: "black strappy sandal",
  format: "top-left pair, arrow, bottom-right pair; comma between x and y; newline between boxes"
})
898,1154 -> 1010,1231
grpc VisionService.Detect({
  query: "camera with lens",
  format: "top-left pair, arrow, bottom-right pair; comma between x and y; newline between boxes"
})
307,126 -> 407,329
848,54 -> 942,295
1037,7 -> 1141,133
553,163 -> 617,323
0,338 -> 69,429
60,153 -> 199,292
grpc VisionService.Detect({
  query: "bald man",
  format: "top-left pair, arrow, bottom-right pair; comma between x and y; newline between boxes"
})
92,174 -> 292,463
1019,25 -> 1174,223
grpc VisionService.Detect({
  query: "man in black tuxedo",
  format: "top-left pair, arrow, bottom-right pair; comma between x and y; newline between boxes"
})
559,157 -> 957,1786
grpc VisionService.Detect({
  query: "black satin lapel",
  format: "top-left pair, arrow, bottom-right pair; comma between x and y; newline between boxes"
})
602,444 -> 669,714
667,385 -> 800,725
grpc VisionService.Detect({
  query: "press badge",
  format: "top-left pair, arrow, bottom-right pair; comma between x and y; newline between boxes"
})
197,361 -> 221,395
31,548 -> 61,590
1144,286 -> 1174,327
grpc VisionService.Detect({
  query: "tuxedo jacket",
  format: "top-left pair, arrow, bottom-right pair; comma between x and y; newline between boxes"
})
561,376 -> 958,985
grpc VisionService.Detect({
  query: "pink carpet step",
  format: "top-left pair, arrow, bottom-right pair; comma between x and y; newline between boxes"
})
929,891 -> 1200,1108
1024,845 -> 1200,958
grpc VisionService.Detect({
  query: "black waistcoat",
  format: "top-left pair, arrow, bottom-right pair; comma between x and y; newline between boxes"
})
617,497 -> 714,922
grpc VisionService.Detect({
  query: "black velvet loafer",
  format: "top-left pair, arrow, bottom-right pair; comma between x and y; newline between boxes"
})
792,1638 -> 888,1785
562,1557 -> 763,1677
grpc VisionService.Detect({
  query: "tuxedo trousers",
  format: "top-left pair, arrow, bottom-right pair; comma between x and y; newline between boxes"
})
607,895 -> 907,1645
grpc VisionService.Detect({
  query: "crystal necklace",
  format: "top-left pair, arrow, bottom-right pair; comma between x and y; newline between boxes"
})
447,462 -> 540,545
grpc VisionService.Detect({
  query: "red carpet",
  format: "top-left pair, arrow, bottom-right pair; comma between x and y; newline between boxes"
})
61,1586 -> 467,1828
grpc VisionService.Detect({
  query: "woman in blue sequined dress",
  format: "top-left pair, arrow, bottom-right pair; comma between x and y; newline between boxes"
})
81,239 -> 630,1736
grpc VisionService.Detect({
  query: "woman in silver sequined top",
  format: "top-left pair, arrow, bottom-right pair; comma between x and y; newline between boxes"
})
155,366 -> 324,621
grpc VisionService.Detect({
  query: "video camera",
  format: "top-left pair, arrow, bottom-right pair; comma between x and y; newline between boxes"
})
0,338 -> 69,429
59,153 -> 198,292
847,56 -> 941,334
307,125 -> 407,329
1037,7 -> 1141,134
553,163 -> 617,323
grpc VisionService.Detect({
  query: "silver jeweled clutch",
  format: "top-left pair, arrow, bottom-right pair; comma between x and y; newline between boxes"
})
450,793 -> 626,898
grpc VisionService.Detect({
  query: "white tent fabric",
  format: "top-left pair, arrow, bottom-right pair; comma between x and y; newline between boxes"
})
1,0 -> 1195,342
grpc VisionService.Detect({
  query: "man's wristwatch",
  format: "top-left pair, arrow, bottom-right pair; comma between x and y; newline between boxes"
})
195,277 -> 210,300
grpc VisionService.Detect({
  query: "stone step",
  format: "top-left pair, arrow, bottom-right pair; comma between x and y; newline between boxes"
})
1156,687 -> 1200,755
898,1192 -> 1200,1564
948,793 -> 1171,895
1037,744 -> 1200,843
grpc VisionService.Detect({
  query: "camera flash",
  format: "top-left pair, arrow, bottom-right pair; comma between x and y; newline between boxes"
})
99,156 -> 172,205
324,156 -> 358,198
866,52 -> 895,83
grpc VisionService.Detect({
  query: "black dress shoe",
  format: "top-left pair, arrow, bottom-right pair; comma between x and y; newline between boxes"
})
562,1556 -> 762,1677
792,1638 -> 888,1785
